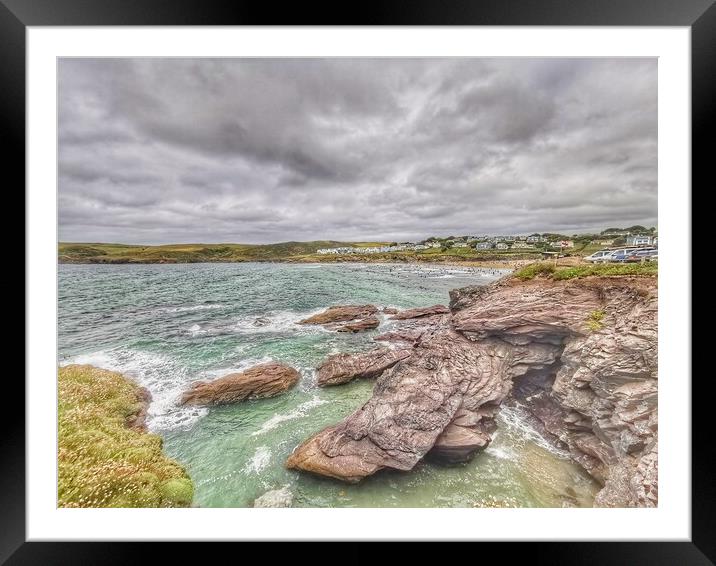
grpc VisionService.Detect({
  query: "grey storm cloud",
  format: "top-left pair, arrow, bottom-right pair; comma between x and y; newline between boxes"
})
58,58 -> 657,244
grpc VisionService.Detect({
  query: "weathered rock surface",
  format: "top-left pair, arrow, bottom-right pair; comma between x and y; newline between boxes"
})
125,386 -> 152,431
317,348 -> 412,386
391,304 -> 450,320
373,330 -> 424,345
180,362 -> 300,406
253,487 -> 293,508
287,275 -> 658,508
287,328 -> 514,479
336,316 -> 380,333
382,307 -> 399,315
299,305 -> 380,333
299,305 -> 378,325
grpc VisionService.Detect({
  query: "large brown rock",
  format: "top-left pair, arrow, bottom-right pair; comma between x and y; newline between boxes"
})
317,348 -> 411,386
391,304 -> 450,320
299,305 -> 378,325
299,305 -> 380,333
180,362 -> 300,406
286,275 -> 659,507
336,316 -> 380,333
287,328 -> 515,479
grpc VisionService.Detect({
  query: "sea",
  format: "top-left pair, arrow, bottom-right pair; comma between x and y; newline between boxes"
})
58,262 -> 599,507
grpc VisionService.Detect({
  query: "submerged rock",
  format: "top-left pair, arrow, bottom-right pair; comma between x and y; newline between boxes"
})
317,348 -> 411,386
253,487 -> 293,508
180,362 -> 300,406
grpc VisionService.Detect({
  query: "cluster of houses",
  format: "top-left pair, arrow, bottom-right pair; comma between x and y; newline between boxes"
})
316,232 -> 658,256
317,234 -> 553,255
317,242 -> 436,255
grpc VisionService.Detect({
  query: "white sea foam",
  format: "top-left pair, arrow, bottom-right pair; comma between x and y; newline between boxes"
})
187,323 -> 207,336
251,394 -> 327,436
230,310 -> 328,335
484,444 -> 519,460
497,404 -> 570,458
61,348 -> 208,432
242,446 -> 272,474
161,304 -> 225,313
196,356 -> 275,380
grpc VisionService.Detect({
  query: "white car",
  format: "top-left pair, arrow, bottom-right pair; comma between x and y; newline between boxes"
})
583,250 -> 613,263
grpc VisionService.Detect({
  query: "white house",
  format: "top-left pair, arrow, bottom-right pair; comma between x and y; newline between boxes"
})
453,242 -> 469,248
475,242 -> 493,250
496,243 -> 509,250
626,235 -> 652,246
511,241 -> 535,249
526,235 -> 543,243
551,240 -> 574,248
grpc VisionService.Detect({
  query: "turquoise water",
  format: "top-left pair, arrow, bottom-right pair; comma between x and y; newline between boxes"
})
58,262 -> 599,507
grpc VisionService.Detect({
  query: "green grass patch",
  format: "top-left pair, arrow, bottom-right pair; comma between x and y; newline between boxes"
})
586,309 -> 606,331
513,262 -> 556,280
514,261 -> 657,281
58,365 -> 193,508
58,241 -> 542,264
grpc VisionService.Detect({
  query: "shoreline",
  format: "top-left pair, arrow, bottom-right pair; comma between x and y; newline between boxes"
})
58,257 -> 536,270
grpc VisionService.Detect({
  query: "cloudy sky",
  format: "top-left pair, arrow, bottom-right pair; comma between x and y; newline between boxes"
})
58,58 -> 657,244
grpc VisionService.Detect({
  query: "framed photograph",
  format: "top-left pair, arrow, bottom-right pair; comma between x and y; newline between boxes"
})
11,0 -> 709,560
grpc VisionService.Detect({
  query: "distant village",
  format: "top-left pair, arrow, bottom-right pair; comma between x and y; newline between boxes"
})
316,227 -> 657,255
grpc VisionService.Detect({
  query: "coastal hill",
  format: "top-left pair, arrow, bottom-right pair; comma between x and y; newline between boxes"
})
58,240 -> 543,264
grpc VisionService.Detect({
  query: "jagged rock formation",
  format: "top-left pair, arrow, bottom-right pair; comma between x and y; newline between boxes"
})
391,304 -> 450,320
299,305 -> 380,332
125,386 -> 152,431
336,317 -> 380,332
286,276 -> 658,507
317,348 -> 411,386
180,362 -> 300,406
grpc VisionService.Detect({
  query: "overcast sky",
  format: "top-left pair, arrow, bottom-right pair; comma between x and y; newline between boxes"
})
58,58 -> 657,244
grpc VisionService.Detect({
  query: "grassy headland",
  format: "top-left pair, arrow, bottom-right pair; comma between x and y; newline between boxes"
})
58,241 -> 542,264
58,365 -> 193,508
513,261 -> 658,281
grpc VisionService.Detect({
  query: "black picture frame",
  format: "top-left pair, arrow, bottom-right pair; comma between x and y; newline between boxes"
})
7,0 -> 708,561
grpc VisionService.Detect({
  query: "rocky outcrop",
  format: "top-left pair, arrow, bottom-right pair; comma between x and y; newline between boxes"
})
286,275 -> 658,508
382,307 -> 399,315
299,305 -> 378,325
391,304 -> 450,320
180,362 -> 300,406
336,317 -> 380,332
253,487 -> 293,508
317,348 -> 411,386
299,305 -> 380,332
125,386 -> 152,431
373,330 -> 424,345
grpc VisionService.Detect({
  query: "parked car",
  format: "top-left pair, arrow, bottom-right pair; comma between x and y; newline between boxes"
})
606,249 -> 633,262
624,249 -> 659,263
583,250 -> 613,263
